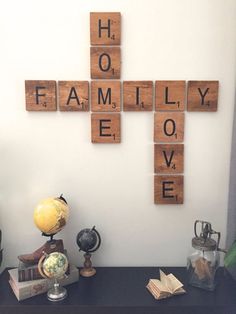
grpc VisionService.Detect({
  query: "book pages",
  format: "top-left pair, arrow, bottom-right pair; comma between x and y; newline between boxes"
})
160,270 -> 173,293
167,273 -> 184,293
150,279 -> 170,294
146,269 -> 186,300
146,283 -> 170,300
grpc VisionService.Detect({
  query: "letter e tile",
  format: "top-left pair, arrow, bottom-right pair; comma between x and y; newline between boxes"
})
91,113 -> 121,143
154,175 -> 184,204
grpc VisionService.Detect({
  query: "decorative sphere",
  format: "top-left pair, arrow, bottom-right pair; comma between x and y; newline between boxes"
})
42,252 -> 68,279
76,227 -> 101,253
34,196 -> 69,235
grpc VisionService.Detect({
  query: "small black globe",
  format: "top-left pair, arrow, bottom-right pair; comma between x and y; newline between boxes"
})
76,226 -> 101,253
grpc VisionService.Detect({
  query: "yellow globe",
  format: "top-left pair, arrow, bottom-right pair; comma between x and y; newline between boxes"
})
33,196 -> 69,235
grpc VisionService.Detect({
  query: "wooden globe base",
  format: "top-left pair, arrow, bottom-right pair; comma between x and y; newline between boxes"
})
80,253 -> 96,277
80,267 -> 96,277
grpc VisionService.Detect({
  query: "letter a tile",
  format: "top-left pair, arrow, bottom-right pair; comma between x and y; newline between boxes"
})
25,80 -> 57,111
91,113 -> 121,143
154,144 -> 184,174
58,81 -> 89,111
90,47 -> 121,79
154,175 -> 184,204
187,81 -> 219,111
154,112 -> 184,142
90,12 -> 121,46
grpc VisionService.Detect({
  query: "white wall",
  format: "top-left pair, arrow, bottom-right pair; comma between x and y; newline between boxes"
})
0,0 -> 236,268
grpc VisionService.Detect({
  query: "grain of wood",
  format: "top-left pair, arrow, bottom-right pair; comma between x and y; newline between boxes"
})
154,112 -> 184,142
187,81 -> 219,112
154,175 -> 184,204
90,12 -> 121,46
25,80 -> 57,111
58,81 -> 89,111
91,81 -> 120,112
91,113 -> 121,143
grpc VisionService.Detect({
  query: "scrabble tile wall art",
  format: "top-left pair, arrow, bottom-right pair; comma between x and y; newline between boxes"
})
25,12 -> 219,204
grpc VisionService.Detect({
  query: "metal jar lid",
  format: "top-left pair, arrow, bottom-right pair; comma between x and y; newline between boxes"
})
192,237 -> 217,251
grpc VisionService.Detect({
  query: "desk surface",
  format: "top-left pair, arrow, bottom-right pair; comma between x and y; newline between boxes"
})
0,267 -> 235,314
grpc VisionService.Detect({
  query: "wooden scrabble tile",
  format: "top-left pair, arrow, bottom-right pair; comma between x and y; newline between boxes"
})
187,81 -> 219,111
90,47 -> 121,79
154,144 -> 184,174
91,81 -> 120,112
155,81 -> 186,111
25,80 -> 57,111
58,81 -> 89,111
123,81 -> 153,111
154,175 -> 184,204
154,112 -> 184,143
90,12 -> 121,46
91,113 -> 120,143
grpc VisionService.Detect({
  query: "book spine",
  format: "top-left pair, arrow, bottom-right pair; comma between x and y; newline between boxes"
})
18,264 -> 71,282
18,268 -> 43,282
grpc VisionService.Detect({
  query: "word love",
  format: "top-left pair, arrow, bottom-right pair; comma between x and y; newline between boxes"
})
24,12 -> 219,205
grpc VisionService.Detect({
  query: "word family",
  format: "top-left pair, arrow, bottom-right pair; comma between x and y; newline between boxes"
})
25,12 -> 219,205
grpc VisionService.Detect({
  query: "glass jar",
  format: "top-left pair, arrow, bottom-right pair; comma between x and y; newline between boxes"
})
187,247 -> 220,291
187,220 -> 221,291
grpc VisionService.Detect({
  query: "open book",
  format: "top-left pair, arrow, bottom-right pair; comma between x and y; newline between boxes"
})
146,269 -> 186,300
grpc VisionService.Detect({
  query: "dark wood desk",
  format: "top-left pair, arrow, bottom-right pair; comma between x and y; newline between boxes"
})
0,267 -> 235,314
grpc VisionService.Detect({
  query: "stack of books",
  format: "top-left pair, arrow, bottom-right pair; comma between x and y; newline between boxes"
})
18,260 -> 70,282
9,264 -> 79,301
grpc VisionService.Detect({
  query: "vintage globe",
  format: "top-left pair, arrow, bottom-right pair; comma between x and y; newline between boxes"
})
42,252 -> 68,279
33,195 -> 69,235
76,226 -> 101,253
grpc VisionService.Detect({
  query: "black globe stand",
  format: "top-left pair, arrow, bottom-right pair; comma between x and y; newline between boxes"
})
42,232 -> 56,243
76,226 -> 101,278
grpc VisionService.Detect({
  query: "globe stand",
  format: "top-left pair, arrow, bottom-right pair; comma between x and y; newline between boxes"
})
80,253 -> 96,277
38,253 -> 68,302
42,232 -> 56,242
47,278 -> 67,302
